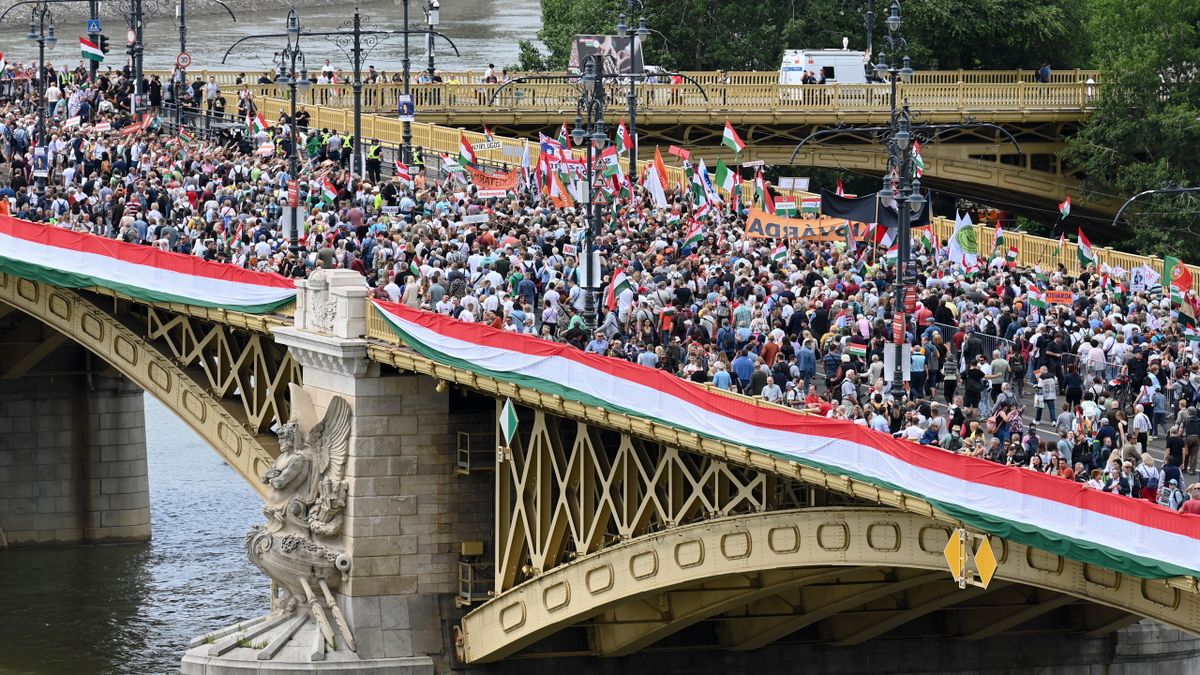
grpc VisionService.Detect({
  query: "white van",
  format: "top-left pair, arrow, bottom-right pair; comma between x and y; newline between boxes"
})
779,48 -> 869,85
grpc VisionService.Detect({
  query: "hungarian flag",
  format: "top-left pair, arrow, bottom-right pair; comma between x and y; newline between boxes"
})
1077,228 -> 1095,266
683,220 -> 704,249
912,140 -> 925,177
80,37 -> 104,63
557,121 -> 570,149
321,179 -> 337,204
394,160 -> 412,184
754,171 -> 775,213
604,268 -> 633,310
616,120 -> 633,154
599,145 -> 621,177
246,111 -> 268,135
458,133 -> 477,167
771,243 -> 787,262
178,127 -> 196,143
715,159 -> 736,194
1059,196 -> 1072,219
482,125 -> 495,143
1161,253 -> 1190,295
693,201 -> 712,221
1025,283 -> 1047,309
992,222 -> 1004,253
846,343 -> 868,359
1005,246 -> 1019,267
884,241 -> 899,263
836,178 -> 846,197
722,120 -> 745,154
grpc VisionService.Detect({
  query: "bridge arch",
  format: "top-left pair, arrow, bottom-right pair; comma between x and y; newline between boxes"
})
0,273 -> 285,496
458,507 -> 1197,663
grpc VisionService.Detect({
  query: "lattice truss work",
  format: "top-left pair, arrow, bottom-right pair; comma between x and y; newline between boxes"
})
495,403 -> 805,593
137,304 -> 299,440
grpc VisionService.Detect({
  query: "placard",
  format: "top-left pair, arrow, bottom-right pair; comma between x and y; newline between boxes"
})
742,208 -> 865,242
472,140 -> 503,151
397,94 -> 414,122
475,188 -> 507,199
381,205 -> 400,215
1045,290 -> 1073,305
462,214 -> 490,224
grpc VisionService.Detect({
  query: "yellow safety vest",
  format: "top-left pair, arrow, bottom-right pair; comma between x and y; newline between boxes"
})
367,145 -> 381,159
342,136 -> 353,149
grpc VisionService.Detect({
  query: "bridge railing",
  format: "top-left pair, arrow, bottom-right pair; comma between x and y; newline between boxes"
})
155,68 -> 1101,89
929,219 -> 1200,295
235,80 -> 1099,116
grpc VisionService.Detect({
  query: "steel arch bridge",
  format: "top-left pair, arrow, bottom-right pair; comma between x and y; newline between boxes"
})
2,270 -> 1198,664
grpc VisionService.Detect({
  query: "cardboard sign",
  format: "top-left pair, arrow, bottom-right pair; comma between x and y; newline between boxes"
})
381,206 -> 400,215
475,189 -> 507,199
462,214 -> 490,224
563,244 -> 578,256
1045,290 -> 1073,305
472,140 -> 503,151
743,208 -> 864,242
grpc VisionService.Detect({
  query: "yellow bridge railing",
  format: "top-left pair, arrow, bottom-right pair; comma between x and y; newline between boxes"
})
929,219 -> 1200,295
159,68 -> 1101,89
210,80 -> 1099,117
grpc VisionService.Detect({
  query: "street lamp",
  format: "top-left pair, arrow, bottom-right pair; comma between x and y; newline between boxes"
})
574,55 -> 608,331
424,0 -> 439,75
615,0 -> 652,181
26,1 -> 55,148
276,7 -> 311,254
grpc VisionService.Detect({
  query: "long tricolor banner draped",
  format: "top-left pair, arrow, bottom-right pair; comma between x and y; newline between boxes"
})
373,300 -> 1200,580
0,216 -> 296,313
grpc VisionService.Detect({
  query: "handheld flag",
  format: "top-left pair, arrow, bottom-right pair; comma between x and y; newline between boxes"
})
557,121 -> 570,149
616,120 -> 633,154
1058,196 -> 1072,219
482,125 -> 495,143
722,120 -> 746,154
605,268 -> 633,311
1077,228 -> 1095,266
80,37 -> 104,63
394,160 -> 413,184
1165,255 -> 1193,300
715,159 -> 735,194
458,133 -> 477,167
836,178 -> 845,197
912,140 -> 925,177
321,179 -> 337,204
683,220 -> 705,249
771,243 -> 787,263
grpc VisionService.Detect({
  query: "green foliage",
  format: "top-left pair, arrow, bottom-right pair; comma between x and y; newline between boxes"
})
514,40 -> 550,72
1063,0 -> 1200,258
536,0 -> 1090,72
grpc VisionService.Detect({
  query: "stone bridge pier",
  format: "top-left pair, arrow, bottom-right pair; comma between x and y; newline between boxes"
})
0,333 -> 150,548
182,270 -> 490,674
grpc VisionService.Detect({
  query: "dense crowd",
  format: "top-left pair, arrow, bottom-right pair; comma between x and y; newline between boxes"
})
6,57 -> 1200,515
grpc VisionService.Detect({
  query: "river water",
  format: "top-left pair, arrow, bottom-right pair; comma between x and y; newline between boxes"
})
0,0 -> 542,75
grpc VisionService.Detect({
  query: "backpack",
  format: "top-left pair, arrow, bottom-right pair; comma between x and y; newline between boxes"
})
1185,414 -> 1200,437
1009,352 -> 1026,377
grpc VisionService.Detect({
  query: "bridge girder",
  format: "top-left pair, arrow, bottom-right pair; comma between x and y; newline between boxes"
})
0,274 -> 292,497
457,508 -> 1200,663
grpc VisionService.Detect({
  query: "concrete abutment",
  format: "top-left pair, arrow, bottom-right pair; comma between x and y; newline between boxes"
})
0,371 -> 150,546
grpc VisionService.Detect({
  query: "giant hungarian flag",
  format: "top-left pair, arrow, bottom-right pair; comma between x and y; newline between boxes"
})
722,120 -> 746,154
1077,228 -> 1095,266
458,133 -> 477,167
80,37 -> 104,63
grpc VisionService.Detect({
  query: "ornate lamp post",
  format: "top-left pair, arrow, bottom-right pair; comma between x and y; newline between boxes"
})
570,56 -> 610,331
615,1 -> 651,180
275,8 -> 313,253
25,1 -> 56,147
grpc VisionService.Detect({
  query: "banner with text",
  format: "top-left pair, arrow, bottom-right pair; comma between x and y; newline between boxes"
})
743,208 -> 866,242
465,166 -> 521,192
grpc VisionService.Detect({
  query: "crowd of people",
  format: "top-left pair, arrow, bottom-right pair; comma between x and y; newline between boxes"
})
5,56 -> 1200,516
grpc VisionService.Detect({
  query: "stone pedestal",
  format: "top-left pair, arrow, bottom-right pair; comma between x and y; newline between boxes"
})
0,372 -> 150,546
183,270 -> 491,674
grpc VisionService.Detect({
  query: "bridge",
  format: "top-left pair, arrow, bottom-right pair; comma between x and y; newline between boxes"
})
0,215 -> 1196,674
170,67 -> 1107,221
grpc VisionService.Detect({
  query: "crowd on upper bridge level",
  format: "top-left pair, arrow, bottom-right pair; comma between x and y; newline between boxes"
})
2,55 -> 1200,516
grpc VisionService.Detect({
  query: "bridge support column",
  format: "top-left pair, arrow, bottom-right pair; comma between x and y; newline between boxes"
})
184,270 -> 490,674
0,370 -> 150,546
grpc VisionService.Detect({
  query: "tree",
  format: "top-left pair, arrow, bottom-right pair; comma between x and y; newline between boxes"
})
535,0 -> 1091,72
1062,0 -> 1200,257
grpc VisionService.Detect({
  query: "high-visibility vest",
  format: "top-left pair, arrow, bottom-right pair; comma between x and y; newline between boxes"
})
367,144 -> 381,159
412,148 -> 425,167
342,136 -> 353,149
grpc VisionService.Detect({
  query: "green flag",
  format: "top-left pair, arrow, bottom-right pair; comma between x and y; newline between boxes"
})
500,398 -> 518,446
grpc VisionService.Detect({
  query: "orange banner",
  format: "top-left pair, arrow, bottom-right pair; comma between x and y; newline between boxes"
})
465,166 -> 520,191
743,208 -> 866,241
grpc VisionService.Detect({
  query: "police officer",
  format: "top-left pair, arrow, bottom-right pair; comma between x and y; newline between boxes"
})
366,139 -> 382,183
340,134 -> 353,167
412,146 -> 425,181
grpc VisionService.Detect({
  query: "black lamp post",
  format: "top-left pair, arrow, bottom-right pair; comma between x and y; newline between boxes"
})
872,0 -> 924,384
615,2 -> 651,181
26,1 -> 56,147
275,7 -> 312,254
424,0 -> 439,76
570,56 -> 610,331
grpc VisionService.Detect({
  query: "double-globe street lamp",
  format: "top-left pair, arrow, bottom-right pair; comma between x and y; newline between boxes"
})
25,1 -> 57,147
275,8 -> 313,254
569,56 -> 610,331
614,1 -> 650,179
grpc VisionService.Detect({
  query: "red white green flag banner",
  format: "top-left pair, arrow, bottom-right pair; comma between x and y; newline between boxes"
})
373,300 -> 1200,580
0,216 -> 296,313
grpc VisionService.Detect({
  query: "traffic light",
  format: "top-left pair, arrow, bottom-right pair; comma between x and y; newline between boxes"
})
98,35 -> 109,54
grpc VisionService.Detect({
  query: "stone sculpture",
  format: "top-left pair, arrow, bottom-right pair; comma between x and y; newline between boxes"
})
245,383 -> 356,652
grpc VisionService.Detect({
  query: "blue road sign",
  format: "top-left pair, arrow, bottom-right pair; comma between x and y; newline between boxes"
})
87,19 -> 101,33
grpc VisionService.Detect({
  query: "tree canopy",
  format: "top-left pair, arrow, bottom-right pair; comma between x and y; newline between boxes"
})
531,0 -> 1090,72
1063,0 -> 1200,256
